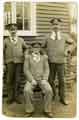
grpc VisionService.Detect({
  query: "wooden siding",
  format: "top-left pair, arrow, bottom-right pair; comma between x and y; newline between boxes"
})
36,2 -> 70,36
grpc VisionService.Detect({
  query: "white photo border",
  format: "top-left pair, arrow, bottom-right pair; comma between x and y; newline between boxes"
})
0,0 -> 78,120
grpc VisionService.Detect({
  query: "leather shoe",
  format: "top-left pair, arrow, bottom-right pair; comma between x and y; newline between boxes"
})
44,112 -> 53,117
53,95 -> 56,100
15,99 -> 22,104
7,100 -> 14,104
60,99 -> 68,105
25,112 -> 34,117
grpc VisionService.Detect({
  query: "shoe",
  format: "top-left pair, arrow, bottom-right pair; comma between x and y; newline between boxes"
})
15,99 -> 22,104
52,95 -> 56,100
44,112 -> 53,117
60,99 -> 68,105
25,112 -> 34,117
7,100 -> 14,104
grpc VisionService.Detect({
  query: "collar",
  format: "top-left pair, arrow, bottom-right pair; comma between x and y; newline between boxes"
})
32,52 -> 40,56
9,33 -> 18,44
32,53 -> 41,62
50,31 -> 61,40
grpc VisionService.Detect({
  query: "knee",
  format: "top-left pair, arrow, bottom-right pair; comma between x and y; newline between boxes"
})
24,85 -> 31,94
45,86 -> 52,95
48,87 -> 52,94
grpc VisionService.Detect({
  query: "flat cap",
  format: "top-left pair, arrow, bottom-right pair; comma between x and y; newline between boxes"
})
6,23 -> 17,30
32,42 -> 42,48
50,18 -> 62,24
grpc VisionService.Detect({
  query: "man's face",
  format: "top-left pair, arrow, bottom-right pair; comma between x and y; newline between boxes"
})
9,25 -> 17,36
32,47 -> 40,54
51,24 -> 60,31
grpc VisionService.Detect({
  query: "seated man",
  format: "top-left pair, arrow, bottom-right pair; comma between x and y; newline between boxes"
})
23,42 -> 53,117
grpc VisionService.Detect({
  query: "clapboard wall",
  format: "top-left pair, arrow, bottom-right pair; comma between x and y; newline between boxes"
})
36,2 -> 70,34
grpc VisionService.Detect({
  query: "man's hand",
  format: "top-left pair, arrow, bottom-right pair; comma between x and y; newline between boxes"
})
31,79 -> 37,86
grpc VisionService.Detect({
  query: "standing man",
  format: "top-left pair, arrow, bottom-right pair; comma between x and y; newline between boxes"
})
45,18 -> 69,105
4,23 -> 28,104
24,42 -> 53,117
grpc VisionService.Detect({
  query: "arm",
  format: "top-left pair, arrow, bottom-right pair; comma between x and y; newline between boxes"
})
42,55 -> 49,81
3,39 -> 7,64
22,39 -> 28,49
3,39 -> 7,72
64,34 -> 74,56
24,55 -> 34,82
42,35 -> 48,55
3,38 -> 6,54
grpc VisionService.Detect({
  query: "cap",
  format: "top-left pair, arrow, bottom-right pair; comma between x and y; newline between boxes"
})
50,18 -> 62,25
32,42 -> 41,48
6,23 -> 17,30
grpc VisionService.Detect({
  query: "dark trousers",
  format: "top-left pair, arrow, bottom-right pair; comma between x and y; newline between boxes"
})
49,63 -> 65,100
6,62 -> 22,101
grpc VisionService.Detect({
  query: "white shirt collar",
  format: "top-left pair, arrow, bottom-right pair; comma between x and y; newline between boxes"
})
50,31 -> 61,40
9,33 -> 18,44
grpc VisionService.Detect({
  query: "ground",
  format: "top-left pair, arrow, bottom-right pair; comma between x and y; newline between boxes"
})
2,81 -> 76,118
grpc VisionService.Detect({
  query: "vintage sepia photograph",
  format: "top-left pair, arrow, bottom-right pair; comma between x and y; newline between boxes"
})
2,1 -> 77,118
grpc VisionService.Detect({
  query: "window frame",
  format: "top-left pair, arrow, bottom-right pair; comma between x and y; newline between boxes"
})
4,2 -> 37,36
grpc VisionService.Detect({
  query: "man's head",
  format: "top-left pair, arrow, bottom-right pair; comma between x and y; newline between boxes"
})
32,42 -> 41,54
7,23 -> 17,36
50,18 -> 62,31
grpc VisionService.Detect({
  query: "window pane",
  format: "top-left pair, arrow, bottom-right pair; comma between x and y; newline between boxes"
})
24,3 -> 30,30
4,2 -> 32,32
16,2 -> 23,30
4,2 -> 12,29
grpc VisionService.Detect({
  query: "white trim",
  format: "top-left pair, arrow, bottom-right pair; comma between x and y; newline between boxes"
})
30,2 -> 36,35
4,30 -> 38,37
4,2 -> 36,36
23,3 -> 24,30
11,2 -> 16,23
17,30 -> 37,36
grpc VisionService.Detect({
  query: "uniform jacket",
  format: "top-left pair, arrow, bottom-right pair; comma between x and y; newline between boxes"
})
45,32 -> 71,63
24,52 -> 49,82
4,36 -> 27,64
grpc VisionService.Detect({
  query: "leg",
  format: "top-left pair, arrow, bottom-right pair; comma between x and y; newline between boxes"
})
14,63 -> 22,101
57,64 -> 67,105
6,63 -> 14,103
49,63 -> 56,98
24,81 -> 35,113
40,80 -> 53,113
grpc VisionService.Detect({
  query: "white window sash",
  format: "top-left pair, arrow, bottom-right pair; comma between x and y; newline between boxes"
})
22,2 -> 24,30
4,2 -> 37,36
11,2 -> 16,23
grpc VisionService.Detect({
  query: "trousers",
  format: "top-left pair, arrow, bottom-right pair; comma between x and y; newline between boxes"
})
24,80 -> 53,113
6,62 -> 22,101
49,63 -> 65,100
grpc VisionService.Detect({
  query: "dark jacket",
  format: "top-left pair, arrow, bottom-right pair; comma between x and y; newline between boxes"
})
4,36 -> 27,64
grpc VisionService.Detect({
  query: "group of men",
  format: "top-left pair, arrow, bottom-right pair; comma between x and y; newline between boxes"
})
4,18 -> 71,117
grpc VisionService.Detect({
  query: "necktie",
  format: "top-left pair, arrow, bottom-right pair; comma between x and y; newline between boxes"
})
55,31 -> 57,40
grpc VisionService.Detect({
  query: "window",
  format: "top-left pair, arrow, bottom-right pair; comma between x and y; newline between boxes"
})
4,2 -> 12,28
4,2 -> 36,36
